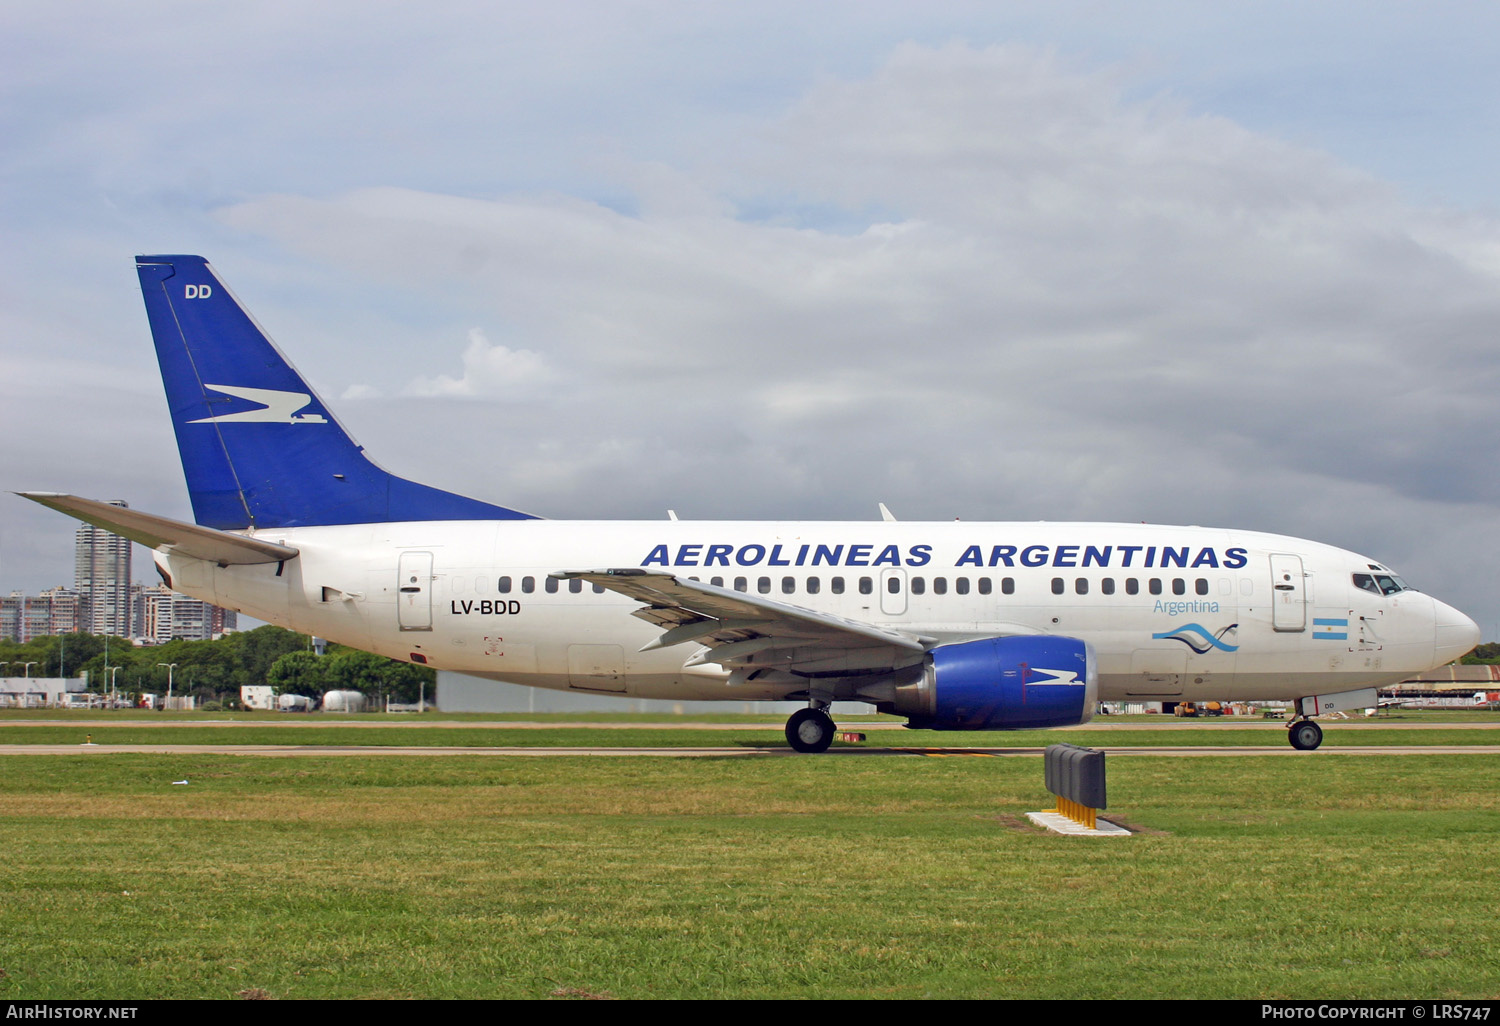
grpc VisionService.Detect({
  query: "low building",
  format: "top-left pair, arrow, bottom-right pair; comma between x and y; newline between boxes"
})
240,685 -> 276,711
0,676 -> 86,708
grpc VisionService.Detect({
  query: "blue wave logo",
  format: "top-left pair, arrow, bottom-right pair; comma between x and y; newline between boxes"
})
1152,623 -> 1239,654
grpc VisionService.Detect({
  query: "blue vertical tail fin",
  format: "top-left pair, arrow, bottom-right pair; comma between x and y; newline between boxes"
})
135,255 -> 536,530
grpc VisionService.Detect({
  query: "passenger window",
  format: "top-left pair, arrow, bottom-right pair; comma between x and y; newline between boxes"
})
859,577 -> 873,595
569,578 -> 583,594
807,577 -> 820,594
758,577 -> 772,594
911,577 -> 925,595
831,577 -> 845,595
1126,578 -> 1139,595
1149,579 -> 1162,596
1000,578 -> 1014,595
887,576 -> 901,594
1195,578 -> 1208,596
545,577 -> 559,594
592,583 -> 604,594
1075,578 -> 1088,595
933,577 -> 947,595
522,576 -> 535,594
1172,579 -> 1185,596
980,578 -> 994,595
955,578 -> 970,595
1101,578 -> 1115,595
1051,578 -> 1065,595
734,577 -> 748,592
498,576 -> 512,594
710,576 -> 724,587
782,576 -> 795,594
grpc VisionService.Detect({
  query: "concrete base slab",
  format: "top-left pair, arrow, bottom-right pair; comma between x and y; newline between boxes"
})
1026,811 -> 1132,837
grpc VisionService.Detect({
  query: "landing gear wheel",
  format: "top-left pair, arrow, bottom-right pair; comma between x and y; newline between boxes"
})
786,708 -> 836,754
1288,719 -> 1323,751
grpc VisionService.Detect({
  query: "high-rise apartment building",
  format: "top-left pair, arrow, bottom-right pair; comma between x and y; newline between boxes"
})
139,584 -> 237,643
74,501 -> 132,637
0,587 -> 82,643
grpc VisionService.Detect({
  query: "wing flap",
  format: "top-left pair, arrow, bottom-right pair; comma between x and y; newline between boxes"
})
18,493 -> 299,565
552,570 -> 933,668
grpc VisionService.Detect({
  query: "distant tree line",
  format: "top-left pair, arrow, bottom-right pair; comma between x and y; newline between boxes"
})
0,626 -> 434,708
1461,642 -> 1500,665
265,648 -> 434,704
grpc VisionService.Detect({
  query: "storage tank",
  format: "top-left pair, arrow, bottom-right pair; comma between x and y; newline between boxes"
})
321,690 -> 368,713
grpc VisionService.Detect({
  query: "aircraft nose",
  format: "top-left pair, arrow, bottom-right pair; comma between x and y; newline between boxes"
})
1432,597 -> 1482,665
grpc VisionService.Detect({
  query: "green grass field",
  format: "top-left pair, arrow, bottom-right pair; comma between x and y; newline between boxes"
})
3,708 -> 1495,723
2,734 -> 1498,999
0,720 -> 1496,748
2,706 -> 1498,750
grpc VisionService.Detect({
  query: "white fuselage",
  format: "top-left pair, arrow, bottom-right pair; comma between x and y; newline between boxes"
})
161,520 -> 1476,706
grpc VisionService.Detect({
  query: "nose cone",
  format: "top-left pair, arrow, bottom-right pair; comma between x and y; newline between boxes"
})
1432,597 -> 1482,665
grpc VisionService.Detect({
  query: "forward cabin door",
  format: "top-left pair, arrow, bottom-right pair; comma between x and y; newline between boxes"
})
397,551 -> 434,631
1270,553 -> 1306,633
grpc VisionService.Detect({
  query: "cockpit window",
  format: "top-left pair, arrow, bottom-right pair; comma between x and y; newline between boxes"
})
1355,572 -> 1409,596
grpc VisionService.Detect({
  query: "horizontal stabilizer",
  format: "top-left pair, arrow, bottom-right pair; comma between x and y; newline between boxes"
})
17,493 -> 298,565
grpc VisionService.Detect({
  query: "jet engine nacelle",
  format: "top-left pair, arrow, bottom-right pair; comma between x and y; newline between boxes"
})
887,635 -> 1097,730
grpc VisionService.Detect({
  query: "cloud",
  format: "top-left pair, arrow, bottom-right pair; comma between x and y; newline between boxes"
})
340,383 -> 383,400
210,42 -> 1500,625
403,329 -> 554,398
8,31 -> 1499,632
217,43 -> 1500,514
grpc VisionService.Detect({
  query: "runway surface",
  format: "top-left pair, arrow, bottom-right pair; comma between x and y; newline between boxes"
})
3,743 -> 1497,757
6,718 -> 1500,730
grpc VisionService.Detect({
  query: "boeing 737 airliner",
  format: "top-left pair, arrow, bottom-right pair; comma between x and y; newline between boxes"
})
21,256 -> 1482,751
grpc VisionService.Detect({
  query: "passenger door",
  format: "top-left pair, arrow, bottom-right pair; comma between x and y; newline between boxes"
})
1269,553 -> 1306,633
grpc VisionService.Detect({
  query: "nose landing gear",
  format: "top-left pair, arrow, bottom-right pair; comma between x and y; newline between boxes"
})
1288,718 -> 1324,751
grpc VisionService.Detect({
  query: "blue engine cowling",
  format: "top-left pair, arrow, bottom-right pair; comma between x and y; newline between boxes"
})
891,636 -> 1097,730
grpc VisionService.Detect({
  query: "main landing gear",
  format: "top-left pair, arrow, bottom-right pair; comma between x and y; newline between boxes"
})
786,706 -> 836,753
1288,718 -> 1324,751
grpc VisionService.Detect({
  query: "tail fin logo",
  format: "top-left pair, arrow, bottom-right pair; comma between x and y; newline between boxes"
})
186,385 -> 328,425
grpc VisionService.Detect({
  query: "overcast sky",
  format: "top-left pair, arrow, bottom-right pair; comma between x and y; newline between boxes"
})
3,2 -> 1499,640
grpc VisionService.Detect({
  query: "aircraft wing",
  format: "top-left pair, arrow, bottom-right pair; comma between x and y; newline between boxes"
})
18,492 -> 299,566
552,569 -> 934,679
